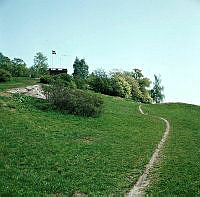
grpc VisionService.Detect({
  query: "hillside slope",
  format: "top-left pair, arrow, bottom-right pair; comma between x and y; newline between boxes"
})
1,79 -> 199,196
0,79 -> 165,196
143,103 -> 200,196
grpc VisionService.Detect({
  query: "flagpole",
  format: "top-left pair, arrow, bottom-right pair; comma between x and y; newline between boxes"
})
52,52 -> 53,68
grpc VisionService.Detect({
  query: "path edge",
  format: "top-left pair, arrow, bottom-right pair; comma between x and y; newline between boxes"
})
126,105 -> 170,197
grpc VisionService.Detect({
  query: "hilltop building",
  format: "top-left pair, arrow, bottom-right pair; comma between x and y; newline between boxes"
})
49,68 -> 68,75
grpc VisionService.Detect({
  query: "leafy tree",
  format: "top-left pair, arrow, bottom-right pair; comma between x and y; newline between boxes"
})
111,71 -> 151,102
112,75 -> 132,98
115,71 -> 143,102
151,74 -> 165,103
93,69 -> 107,78
0,69 -> 12,82
132,68 -> 143,80
88,69 -> 114,95
89,69 -> 152,103
132,68 -> 151,91
11,58 -> 29,77
31,52 -> 48,77
0,52 -> 30,77
0,52 -> 13,73
72,57 -> 89,80
131,68 -> 152,103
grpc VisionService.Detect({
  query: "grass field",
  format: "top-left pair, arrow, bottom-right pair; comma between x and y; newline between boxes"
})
142,103 -> 200,196
1,78 -> 199,196
0,78 -> 165,196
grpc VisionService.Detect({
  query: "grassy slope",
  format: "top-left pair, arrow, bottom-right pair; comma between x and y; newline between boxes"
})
0,79 -> 165,196
142,103 -> 200,196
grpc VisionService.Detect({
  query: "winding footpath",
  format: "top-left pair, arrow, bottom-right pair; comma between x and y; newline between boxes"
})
126,105 -> 170,197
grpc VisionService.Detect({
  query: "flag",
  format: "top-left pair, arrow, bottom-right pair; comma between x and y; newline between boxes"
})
52,50 -> 56,54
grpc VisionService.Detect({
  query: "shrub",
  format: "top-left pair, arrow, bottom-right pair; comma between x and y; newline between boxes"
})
0,69 -> 12,82
40,75 -> 53,84
54,74 -> 77,89
53,73 -> 72,82
42,81 -> 103,117
40,74 -> 77,89
74,77 -> 89,90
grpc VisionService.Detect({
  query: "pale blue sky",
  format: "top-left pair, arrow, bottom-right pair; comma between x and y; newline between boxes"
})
1,0 -> 200,105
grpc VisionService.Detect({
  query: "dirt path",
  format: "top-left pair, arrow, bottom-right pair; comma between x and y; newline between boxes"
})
126,105 -> 170,197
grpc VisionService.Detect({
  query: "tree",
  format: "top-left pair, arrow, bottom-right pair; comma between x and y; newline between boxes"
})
131,69 -> 152,103
72,57 -> 89,80
112,75 -> 132,98
132,68 -> 143,80
0,52 -> 13,73
11,58 -> 29,77
88,69 -> 114,95
0,69 -> 12,82
111,71 -> 152,103
0,52 -> 30,77
31,52 -> 48,77
132,68 -> 151,91
151,74 -> 165,103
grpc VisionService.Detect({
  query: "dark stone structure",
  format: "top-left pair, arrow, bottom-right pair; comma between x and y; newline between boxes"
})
49,68 -> 68,75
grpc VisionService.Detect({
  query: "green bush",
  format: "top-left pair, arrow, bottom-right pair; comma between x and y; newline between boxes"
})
74,77 -> 89,90
53,74 -> 76,89
42,81 -> 103,117
40,74 -> 77,89
40,75 -> 53,84
52,73 -> 71,81
0,69 -> 12,82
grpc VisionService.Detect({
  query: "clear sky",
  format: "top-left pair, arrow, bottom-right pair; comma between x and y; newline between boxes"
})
1,0 -> 200,105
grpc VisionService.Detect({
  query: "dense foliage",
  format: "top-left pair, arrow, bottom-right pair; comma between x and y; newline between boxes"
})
40,73 -> 76,89
72,57 -> 89,80
30,52 -> 49,77
40,75 -> 53,84
88,69 -> 114,95
0,69 -> 12,82
89,69 -> 153,103
0,52 -> 30,77
42,80 -> 104,117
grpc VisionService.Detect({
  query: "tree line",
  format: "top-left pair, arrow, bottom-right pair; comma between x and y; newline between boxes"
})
0,52 -> 48,79
72,57 -> 164,104
0,51 -> 164,103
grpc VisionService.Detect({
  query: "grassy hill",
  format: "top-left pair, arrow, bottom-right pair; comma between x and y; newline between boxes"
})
143,103 -> 200,196
0,78 -> 199,196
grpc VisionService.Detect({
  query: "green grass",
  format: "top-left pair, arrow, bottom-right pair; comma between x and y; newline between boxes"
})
0,78 -> 165,196
0,77 -> 39,92
142,103 -> 200,196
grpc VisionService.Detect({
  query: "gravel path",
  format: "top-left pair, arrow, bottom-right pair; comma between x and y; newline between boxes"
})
126,105 -> 170,197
